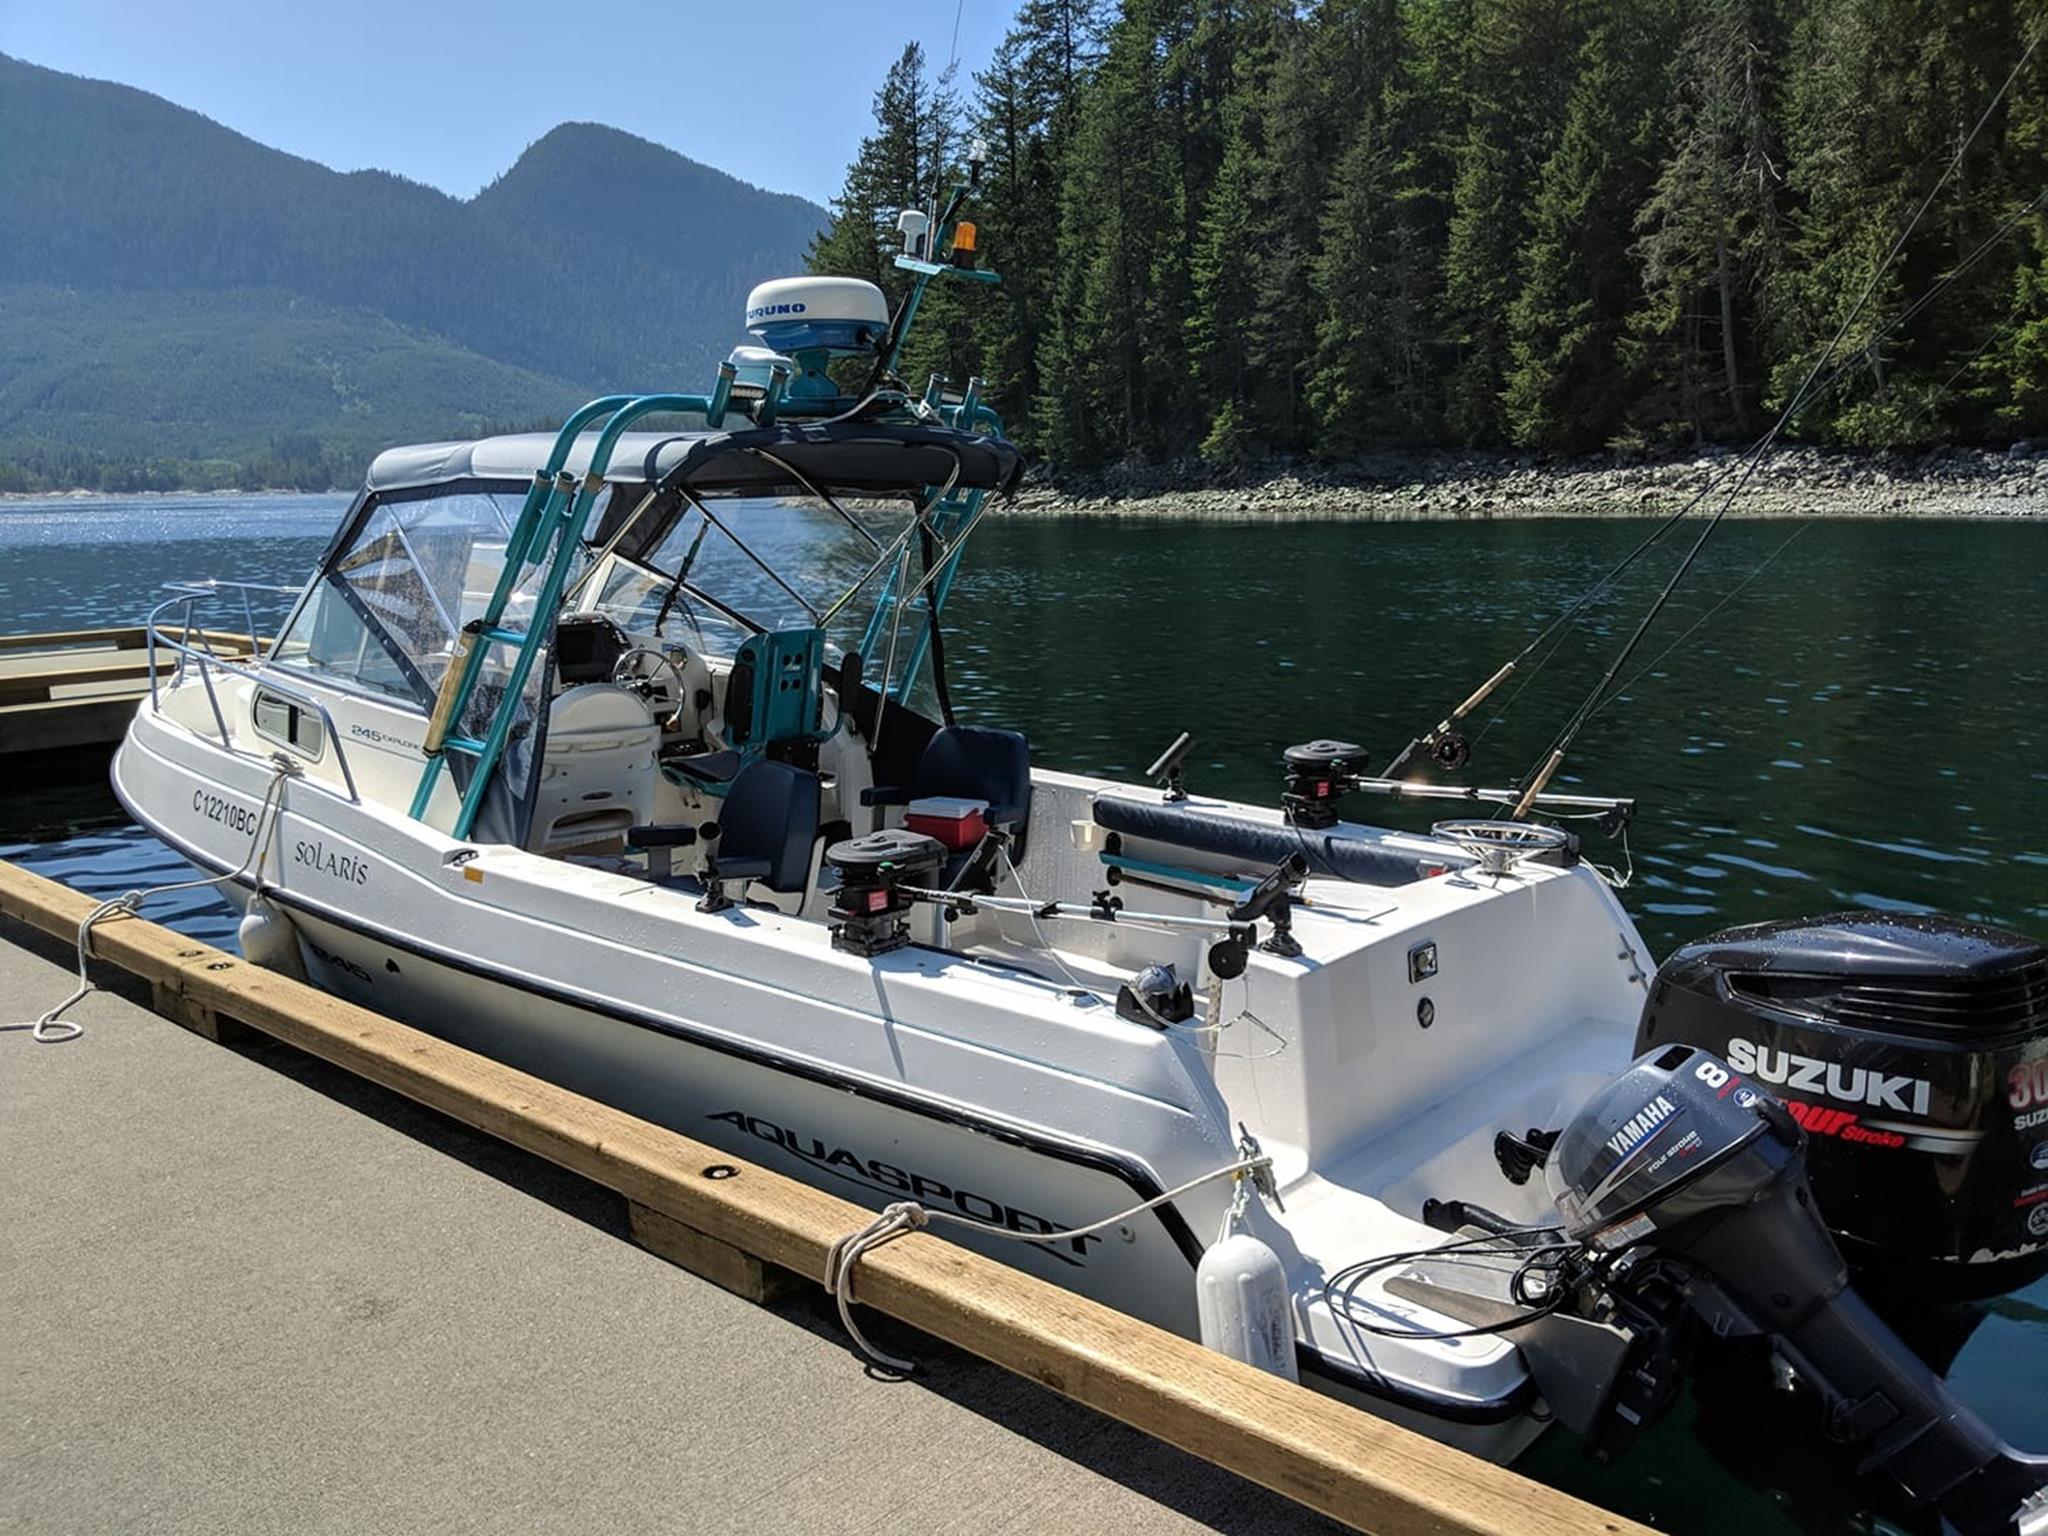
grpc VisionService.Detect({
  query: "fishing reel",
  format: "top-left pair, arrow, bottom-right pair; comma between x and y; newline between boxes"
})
1428,730 -> 1472,771
1281,739 -> 1367,829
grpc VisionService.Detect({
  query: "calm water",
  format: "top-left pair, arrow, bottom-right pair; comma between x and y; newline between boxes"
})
3,493 -> 2044,1533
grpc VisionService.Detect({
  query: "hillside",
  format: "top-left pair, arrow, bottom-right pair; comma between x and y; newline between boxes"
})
0,53 -> 825,490
0,287 -> 590,491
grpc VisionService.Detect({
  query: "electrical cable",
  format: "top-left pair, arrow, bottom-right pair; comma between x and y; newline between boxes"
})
1322,1225 -> 1585,1342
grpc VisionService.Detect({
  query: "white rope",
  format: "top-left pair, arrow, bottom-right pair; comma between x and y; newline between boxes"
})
823,1151 -> 1275,1373
3,755 -> 300,1046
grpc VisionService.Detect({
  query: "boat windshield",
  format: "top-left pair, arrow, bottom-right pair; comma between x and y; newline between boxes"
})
272,479 -> 957,716
581,489 -> 937,665
272,484 -> 541,704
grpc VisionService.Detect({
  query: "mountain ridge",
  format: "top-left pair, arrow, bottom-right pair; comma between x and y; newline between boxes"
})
0,53 -> 826,489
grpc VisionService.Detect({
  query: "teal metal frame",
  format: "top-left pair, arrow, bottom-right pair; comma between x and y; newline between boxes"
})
411,388 -> 728,837
409,188 -> 1006,836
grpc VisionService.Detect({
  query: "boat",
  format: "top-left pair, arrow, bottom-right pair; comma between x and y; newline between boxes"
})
112,173 -> 2048,1532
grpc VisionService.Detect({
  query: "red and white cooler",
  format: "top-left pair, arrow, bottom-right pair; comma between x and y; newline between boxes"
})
903,796 -> 990,852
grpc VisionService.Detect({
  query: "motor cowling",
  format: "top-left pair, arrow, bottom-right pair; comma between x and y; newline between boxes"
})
1636,911 -> 2048,1297
1548,1045 -> 2048,1536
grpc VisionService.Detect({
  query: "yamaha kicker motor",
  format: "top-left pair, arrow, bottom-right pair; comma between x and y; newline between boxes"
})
1636,912 -> 2048,1297
1549,1045 -> 2048,1536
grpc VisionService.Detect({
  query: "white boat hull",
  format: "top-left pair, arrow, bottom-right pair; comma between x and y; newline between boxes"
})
114,668 -> 1654,1463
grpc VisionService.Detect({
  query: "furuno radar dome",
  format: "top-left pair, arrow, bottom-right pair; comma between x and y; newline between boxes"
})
743,277 -> 890,357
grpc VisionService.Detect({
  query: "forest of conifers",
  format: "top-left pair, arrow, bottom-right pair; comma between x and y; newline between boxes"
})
808,0 -> 2048,469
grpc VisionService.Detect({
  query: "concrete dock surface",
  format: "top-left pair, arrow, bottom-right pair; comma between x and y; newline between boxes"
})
0,916 -> 1338,1536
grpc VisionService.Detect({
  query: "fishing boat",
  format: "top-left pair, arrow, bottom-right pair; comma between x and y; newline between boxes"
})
110,173 -> 2048,1532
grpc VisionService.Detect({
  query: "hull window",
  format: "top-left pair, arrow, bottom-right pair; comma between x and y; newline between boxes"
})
251,686 -> 327,758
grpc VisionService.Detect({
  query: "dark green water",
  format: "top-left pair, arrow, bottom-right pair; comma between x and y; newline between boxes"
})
3,494 -> 2044,1533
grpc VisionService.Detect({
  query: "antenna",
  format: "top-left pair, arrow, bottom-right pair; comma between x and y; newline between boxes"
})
896,208 -> 931,260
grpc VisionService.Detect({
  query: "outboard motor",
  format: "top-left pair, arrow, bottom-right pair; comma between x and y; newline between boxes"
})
1550,1046 -> 2048,1536
1637,912 -> 2048,1297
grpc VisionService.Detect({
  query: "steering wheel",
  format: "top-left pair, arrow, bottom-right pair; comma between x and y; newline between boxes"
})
611,645 -> 690,730
1430,818 -> 1573,877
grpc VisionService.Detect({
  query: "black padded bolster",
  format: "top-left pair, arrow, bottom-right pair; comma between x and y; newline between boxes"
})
1092,797 -> 1469,888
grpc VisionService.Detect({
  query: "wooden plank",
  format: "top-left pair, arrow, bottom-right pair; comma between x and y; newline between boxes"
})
628,1200 -> 804,1304
148,973 -> 257,1045
0,665 -> 170,707
0,857 -> 1651,1536
0,626 -> 149,653
0,636 -> 258,719
0,695 -> 143,755
0,626 -> 262,655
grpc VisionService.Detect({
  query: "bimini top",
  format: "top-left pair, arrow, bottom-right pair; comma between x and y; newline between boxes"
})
366,420 -> 1025,500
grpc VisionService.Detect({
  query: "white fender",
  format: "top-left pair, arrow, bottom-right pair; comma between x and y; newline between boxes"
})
1196,1231 -> 1299,1382
237,897 -> 305,980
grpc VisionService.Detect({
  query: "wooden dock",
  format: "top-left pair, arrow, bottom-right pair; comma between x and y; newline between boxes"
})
0,856 -> 1652,1536
0,625 -> 262,758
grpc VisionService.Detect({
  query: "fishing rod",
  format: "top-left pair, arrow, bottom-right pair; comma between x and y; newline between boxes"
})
1384,45 -> 2042,792
1539,183 -> 2048,758
1562,186 -> 2048,731
1502,34 -> 2040,818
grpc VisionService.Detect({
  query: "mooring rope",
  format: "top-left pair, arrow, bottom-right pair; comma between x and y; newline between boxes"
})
824,1150 -> 1274,1373
3,754 -> 300,1046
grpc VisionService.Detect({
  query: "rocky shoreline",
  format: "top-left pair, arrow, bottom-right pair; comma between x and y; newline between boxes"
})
7,443 -> 2047,517
1009,442 -> 2048,519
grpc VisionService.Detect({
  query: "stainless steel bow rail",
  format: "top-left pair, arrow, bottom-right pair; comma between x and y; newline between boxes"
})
0,613 -> 257,758
0,855 -> 1650,1536
143,580 -> 362,803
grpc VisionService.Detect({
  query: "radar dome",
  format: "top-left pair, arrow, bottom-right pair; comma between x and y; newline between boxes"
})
744,277 -> 890,355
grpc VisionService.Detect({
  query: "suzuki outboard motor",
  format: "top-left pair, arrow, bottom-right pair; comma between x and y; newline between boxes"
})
1550,1045 -> 2048,1536
1637,912 -> 2048,1297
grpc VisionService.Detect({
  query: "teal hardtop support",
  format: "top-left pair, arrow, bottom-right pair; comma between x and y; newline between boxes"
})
409,394 -> 632,822
860,370 -> 1003,697
410,391 -> 715,837
413,202 -> 1011,834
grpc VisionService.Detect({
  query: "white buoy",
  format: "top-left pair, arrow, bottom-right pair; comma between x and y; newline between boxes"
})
237,898 -> 304,980
1196,1230 -> 1300,1382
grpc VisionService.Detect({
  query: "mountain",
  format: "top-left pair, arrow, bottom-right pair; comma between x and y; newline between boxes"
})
0,53 -> 825,489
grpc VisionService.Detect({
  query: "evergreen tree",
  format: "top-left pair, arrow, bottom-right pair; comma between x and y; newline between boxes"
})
1037,0 -> 1182,462
965,2 -> 1109,453
1503,0 -> 1677,450
1442,0 -> 1588,444
809,44 -> 961,294
1767,0 -> 2027,444
1305,0 -> 1446,454
794,0 -> 2048,469
1186,1 -> 1292,462
1629,0 -> 1784,442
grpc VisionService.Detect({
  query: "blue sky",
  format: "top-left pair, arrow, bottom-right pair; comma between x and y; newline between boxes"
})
0,0 -> 1012,207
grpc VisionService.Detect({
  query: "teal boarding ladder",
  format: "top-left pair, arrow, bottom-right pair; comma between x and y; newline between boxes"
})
411,382 -> 732,838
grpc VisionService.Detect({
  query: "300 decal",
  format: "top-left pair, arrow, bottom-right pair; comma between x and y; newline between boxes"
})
2009,1060 -> 2048,1111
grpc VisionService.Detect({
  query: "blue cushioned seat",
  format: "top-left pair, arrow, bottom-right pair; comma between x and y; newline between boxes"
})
711,758 -> 819,895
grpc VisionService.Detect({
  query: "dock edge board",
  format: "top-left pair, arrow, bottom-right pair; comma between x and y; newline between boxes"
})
0,855 -> 1649,1536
